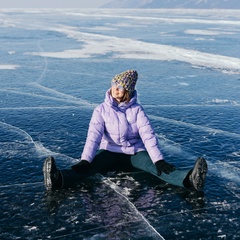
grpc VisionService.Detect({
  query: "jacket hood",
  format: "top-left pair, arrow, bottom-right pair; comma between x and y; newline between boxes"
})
105,89 -> 138,111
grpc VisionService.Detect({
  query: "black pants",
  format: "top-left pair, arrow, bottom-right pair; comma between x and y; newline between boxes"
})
60,150 -> 191,188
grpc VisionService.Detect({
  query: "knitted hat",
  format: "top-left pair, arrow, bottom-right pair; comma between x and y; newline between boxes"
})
111,70 -> 138,95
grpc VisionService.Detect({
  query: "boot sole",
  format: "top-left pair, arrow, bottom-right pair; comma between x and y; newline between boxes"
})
43,156 -> 54,191
191,157 -> 208,191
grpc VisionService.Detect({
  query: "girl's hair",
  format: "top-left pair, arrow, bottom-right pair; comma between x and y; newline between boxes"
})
121,91 -> 131,103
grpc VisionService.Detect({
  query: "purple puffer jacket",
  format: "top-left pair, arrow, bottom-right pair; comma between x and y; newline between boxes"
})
81,89 -> 163,163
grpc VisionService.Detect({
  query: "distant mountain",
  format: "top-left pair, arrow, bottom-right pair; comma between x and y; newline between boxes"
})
101,0 -> 240,9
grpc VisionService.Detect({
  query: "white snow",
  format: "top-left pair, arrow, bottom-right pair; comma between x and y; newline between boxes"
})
26,26 -> 240,74
0,64 -> 19,70
184,29 -> 236,36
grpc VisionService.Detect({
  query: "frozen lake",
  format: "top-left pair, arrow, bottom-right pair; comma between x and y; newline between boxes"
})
0,8 -> 240,239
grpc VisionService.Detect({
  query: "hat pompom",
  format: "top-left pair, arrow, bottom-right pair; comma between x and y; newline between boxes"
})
112,70 -> 138,94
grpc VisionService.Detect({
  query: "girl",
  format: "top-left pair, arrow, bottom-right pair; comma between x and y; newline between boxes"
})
43,70 -> 207,191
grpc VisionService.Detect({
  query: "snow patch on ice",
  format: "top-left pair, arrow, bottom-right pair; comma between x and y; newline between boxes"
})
209,99 -> 239,105
231,151 -> 240,157
0,64 -> 19,70
178,82 -> 189,86
25,26 -> 240,74
195,37 -> 215,41
185,29 -> 236,36
8,51 -> 16,55
24,225 -> 38,231
209,161 -> 240,186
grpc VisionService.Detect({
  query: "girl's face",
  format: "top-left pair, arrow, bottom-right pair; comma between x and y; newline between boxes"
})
111,82 -> 125,103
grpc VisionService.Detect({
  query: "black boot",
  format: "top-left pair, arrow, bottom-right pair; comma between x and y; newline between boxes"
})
189,157 -> 208,191
43,156 -> 62,191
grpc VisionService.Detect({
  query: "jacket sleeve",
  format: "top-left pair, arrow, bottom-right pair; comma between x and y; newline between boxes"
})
136,106 -> 164,163
81,106 -> 104,162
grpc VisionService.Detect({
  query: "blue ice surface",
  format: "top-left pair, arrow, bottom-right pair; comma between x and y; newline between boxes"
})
0,8 -> 240,240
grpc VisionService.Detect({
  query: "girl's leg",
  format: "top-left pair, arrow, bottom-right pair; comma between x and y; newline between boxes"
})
43,150 -> 123,190
130,151 -> 191,188
61,150 -> 122,188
